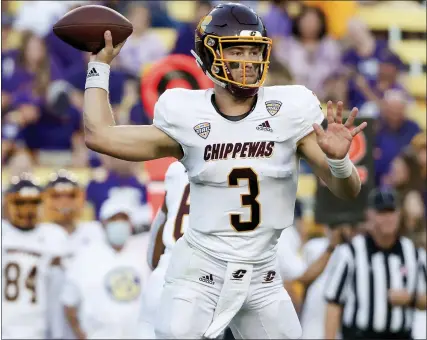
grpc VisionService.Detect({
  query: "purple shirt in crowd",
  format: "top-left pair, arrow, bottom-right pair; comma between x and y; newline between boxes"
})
262,4 -> 292,38
1,49 -> 63,95
342,39 -> 389,80
86,171 -> 149,219
375,119 -> 421,186
347,77 -> 407,111
273,36 -> 341,99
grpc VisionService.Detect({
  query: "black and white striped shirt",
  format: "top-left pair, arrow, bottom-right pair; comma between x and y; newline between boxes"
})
417,247 -> 426,297
324,234 -> 420,338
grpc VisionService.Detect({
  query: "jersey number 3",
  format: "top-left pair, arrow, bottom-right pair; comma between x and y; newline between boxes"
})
228,168 -> 260,232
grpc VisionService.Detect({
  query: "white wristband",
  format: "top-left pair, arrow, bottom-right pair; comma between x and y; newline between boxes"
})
327,154 -> 354,178
85,61 -> 110,92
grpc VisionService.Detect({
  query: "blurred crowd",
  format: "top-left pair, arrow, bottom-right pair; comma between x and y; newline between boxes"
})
1,0 -> 426,339
2,0 -> 425,234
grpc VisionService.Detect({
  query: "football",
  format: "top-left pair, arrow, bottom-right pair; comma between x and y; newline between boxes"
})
53,5 -> 133,53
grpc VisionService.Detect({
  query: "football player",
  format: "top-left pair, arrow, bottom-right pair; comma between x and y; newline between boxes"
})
140,161 -> 190,338
40,169 -> 104,339
41,169 -> 104,254
83,3 -> 366,338
61,198 -> 149,339
2,174 -> 67,339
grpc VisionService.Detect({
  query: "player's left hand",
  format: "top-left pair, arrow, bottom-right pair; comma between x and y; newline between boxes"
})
313,101 -> 367,160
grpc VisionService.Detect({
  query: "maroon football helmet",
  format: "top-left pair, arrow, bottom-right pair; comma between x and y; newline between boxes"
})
192,3 -> 272,98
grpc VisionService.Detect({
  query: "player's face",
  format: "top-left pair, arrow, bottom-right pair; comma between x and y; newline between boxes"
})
49,189 -> 79,223
7,195 -> 41,229
374,209 -> 400,237
222,45 -> 264,85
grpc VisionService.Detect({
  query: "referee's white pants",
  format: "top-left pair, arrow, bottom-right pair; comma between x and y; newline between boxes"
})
412,310 -> 426,339
154,237 -> 302,339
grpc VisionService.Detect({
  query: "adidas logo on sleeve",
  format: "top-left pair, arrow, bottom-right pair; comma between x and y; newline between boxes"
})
256,120 -> 273,132
87,67 -> 100,78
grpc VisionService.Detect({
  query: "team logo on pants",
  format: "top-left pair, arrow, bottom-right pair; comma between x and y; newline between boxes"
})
194,122 -> 211,139
231,269 -> 247,281
262,270 -> 276,283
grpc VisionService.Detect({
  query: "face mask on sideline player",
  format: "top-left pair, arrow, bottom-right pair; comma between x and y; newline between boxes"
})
99,198 -> 134,249
105,220 -> 132,247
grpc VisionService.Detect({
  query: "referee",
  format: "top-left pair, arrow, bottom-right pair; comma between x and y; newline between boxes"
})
324,188 -> 420,339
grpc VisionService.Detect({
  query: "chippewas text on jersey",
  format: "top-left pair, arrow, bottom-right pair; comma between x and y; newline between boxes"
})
204,141 -> 275,161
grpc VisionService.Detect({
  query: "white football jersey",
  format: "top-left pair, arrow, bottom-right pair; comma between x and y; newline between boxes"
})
162,161 -> 190,253
38,221 -> 105,263
153,86 -> 324,263
61,242 -> 148,339
2,220 -> 67,339
37,221 -> 105,339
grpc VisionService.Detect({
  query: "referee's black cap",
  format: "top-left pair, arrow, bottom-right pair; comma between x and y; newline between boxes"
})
368,188 -> 398,212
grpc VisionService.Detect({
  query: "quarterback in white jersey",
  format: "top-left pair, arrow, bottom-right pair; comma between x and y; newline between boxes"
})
2,175 -> 67,339
83,3 -> 366,338
140,161 -> 189,338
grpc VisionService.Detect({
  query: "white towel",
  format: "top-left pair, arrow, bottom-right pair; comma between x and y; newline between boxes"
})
203,263 -> 253,339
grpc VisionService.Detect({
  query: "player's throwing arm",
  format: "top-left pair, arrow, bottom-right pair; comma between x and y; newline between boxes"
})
84,31 -> 182,161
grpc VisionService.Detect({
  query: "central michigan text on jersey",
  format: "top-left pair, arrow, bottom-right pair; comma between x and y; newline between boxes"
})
153,85 -> 324,263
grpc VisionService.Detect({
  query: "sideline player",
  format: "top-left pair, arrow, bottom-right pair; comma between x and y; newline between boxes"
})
41,169 -> 104,255
39,169 -> 104,339
140,161 -> 190,338
2,174 -> 67,339
82,3 -> 366,338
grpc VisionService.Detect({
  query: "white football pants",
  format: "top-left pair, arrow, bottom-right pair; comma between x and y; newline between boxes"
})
155,237 -> 302,339
139,252 -> 171,339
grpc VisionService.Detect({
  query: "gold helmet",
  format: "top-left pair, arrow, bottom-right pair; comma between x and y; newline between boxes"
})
42,169 -> 85,224
4,173 -> 42,230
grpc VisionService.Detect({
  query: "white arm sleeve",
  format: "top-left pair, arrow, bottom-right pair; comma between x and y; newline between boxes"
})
294,87 -> 325,144
61,280 -> 81,307
146,203 -> 167,270
152,89 -> 188,160
47,265 -> 66,339
60,262 -> 82,308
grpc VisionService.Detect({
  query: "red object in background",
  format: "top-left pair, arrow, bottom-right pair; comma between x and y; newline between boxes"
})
144,157 -> 176,181
141,54 -> 213,119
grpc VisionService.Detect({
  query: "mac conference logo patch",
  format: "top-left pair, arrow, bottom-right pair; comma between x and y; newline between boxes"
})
265,100 -> 282,116
194,122 -> 211,139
